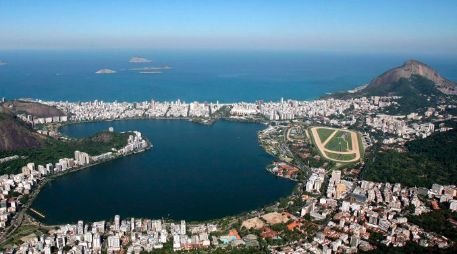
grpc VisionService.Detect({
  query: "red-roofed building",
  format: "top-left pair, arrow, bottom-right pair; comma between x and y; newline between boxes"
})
287,221 -> 301,231
228,229 -> 241,240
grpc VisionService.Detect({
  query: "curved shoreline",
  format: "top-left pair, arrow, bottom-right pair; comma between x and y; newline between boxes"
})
0,141 -> 152,245
28,118 -> 297,227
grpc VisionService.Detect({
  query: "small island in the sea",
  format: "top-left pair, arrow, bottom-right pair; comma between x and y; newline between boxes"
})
0,60 -> 6,65
129,56 -> 152,63
95,68 -> 116,74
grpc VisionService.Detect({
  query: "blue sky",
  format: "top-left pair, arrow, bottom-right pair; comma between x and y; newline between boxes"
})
1,0 -> 456,54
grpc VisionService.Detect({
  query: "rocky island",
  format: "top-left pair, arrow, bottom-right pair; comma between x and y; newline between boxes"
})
129,56 -> 151,63
95,68 -> 116,74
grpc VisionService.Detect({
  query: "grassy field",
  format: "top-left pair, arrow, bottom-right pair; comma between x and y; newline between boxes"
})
324,130 -> 352,152
325,151 -> 356,161
316,128 -> 335,143
310,126 -> 361,164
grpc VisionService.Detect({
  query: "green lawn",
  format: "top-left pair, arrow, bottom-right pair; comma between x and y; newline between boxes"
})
316,128 -> 335,143
324,131 -> 352,152
325,151 -> 356,161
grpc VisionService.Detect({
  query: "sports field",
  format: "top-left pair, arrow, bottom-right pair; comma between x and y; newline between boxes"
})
309,126 -> 362,163
324,130 -> 353,152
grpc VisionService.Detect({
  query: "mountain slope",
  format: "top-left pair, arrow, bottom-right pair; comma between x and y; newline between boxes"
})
364,60 -> 457,95
2,100 -> 65,118
0,113 -> 43,151
324,60 -> 457,113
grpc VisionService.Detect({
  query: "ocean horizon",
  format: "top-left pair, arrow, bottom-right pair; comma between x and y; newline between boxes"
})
1,50 -> 456,103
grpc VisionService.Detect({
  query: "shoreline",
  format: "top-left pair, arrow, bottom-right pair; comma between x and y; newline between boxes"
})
24,117 -> 298,228
0,138 -> 152,244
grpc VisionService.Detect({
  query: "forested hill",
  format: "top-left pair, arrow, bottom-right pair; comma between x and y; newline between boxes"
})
0,131 -> 131,175
368,75 -> 442,114
361,128 -> 457,187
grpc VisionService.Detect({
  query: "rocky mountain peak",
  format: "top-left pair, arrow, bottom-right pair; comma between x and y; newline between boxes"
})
366,59 -> 457,95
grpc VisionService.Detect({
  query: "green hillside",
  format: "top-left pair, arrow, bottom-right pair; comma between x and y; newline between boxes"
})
0,131 -> 131,175
361,128 -> 457,187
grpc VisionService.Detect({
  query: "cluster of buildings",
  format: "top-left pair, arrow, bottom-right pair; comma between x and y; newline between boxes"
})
269,162 -> 300,180
326,170 -> 352,200
38,96 -> 399,126
366,114 -> 436,143
230,97 -> 396,123
118,131 -> 148,155
362,104 -> 457,145
44,100 -> 222,122
14,216 -> 218,254
274,173 -> 457,253
0,132 -> 148,230
305,168 -> 326,194
16,113 -> 68,126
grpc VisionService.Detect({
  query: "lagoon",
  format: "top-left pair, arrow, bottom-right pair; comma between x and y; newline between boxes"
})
31,119 -> 295,224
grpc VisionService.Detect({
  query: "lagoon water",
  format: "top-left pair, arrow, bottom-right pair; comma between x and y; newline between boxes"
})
31,119 -> 295,224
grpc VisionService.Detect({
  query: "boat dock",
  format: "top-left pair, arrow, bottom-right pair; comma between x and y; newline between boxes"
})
29,208 -> 46,218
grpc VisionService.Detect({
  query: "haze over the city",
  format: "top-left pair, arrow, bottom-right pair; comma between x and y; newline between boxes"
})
1,0 -> 457,54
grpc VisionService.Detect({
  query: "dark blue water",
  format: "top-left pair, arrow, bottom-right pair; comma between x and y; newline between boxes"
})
1,50 -> 456,102
32,119 -> 294,224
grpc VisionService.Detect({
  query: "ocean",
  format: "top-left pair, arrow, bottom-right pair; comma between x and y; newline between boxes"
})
1,50 -> 456,102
